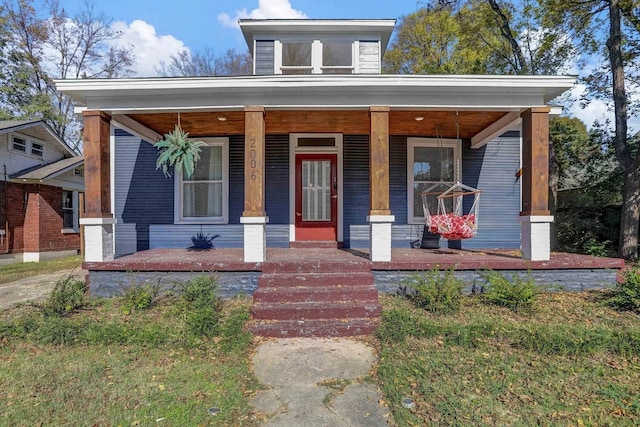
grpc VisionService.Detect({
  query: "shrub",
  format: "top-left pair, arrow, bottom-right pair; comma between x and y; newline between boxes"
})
177,276 -> 223,338
481,270 -> 538,312
119,283 -> 159,315
401,268 -> 464,314
41,276 -> 87,317
605,266 -> 640,313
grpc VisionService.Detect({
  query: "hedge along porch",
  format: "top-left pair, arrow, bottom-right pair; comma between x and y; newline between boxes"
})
68,82 -> 569,264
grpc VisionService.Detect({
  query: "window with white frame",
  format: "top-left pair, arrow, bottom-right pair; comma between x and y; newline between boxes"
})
10,133 -> 46,159
11,136 -> 26,153
31,141 -> 44,158
62,190 -> 79,231
176,138 -> 229,223
277,39 -> 354,74
407,138 -> 461,224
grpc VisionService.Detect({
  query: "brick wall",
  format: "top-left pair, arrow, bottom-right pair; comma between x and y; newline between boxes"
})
3,182 -> 80,254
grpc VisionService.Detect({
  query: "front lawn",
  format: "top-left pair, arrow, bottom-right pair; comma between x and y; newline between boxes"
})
0,254 -> 81,284
0,293 -> 261,426
376,292 -> 640,426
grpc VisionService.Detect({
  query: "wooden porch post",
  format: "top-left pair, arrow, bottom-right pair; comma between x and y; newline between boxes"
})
519,107 -> 553,261
241,106 -> 268,262
368,106 -> 394,262
81,111 -> 116,262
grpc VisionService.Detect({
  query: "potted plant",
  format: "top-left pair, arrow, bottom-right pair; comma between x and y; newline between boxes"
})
155,123 -> 207,178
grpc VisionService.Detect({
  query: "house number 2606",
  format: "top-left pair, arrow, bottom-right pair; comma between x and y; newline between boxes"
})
249,138 -> 257,180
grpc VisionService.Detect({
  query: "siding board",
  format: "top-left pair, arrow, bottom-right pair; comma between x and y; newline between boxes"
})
255,40 -> 275,75
343,135 -> 370,246
265,135 -> 289,223
114,129 -> 173,256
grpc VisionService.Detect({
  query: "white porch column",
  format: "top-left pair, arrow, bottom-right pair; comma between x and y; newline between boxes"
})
80,217 -> 116,262
519,215 -> 553,261
368,214 -> 395,262
241,216 -> 269,263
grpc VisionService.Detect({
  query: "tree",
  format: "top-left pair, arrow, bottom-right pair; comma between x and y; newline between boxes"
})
157,47 -> 252,77
0,0 -> 134,150
545,0 -> 640,259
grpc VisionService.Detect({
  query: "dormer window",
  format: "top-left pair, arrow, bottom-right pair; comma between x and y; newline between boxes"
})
277,40 -> 355,75
31,142 -> 44,158
281,42 -> 312,74
12,136 -> 26,153
322,42 -> 353,74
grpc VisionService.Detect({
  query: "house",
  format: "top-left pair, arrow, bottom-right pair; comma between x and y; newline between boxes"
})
54,19 -> 626,337
0,120 -> 83,263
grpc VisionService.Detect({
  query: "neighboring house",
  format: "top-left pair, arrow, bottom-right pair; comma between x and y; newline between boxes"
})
56,19 -> 575,264
0,120 -> 83,262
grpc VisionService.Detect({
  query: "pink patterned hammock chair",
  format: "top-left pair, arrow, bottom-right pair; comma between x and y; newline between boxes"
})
421,182 -> 481,240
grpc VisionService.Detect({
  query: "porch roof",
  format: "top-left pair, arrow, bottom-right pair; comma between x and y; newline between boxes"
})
55,74 -> 576,115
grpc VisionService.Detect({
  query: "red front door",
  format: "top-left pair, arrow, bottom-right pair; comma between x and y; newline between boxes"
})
295,153 -> 338,241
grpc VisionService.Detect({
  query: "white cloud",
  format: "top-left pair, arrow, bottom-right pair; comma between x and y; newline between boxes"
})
109,20 -> 189,77
218,0 -> 308,29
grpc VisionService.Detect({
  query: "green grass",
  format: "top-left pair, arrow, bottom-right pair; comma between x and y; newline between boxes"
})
376,292 -> 640,426
0,255 -> 81,284
0,296 -> 260,426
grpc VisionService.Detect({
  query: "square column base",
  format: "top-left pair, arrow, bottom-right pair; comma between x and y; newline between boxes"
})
519,215 -> 553,261
241,216 -> 269,263
367,215 -> 395,262
80,217 -> 116,262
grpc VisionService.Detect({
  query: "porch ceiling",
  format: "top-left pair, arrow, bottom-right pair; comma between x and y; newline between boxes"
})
127,110 -> 510,139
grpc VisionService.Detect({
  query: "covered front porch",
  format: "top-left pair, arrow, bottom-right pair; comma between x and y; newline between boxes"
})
56,75 -> 576,264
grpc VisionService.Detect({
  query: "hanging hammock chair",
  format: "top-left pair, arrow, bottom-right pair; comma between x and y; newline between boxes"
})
421,181 -> 481,240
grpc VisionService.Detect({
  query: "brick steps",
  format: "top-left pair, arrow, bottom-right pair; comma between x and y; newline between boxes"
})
249,255 -> 380,338
247,318 -> 379,338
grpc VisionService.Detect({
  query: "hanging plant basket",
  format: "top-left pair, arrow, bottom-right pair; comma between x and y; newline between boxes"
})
155,123 -> 207,178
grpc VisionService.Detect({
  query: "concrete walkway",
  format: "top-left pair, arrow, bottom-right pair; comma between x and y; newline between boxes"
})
0,269 -> 83,310
250,338 -> 390,426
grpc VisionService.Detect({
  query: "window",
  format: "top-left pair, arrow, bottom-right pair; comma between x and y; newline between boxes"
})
322,42 -> 353,74
277,40 -> 355,74
62,190 -> 78,231
73,166 -> 84,177
10,133 -> 46,159
407,138 -> 461,224
31,142 -> 44,158
281,42 -> 312,74
12,136 -> 26,153
177,138 -> 228,223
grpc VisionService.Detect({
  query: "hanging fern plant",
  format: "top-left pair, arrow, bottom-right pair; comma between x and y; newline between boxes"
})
155,123 -> 207,178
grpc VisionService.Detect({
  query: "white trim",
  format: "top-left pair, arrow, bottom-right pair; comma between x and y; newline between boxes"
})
240,216 -> 269,224
112,114 -> 163,144
518,215 -> 554,223
110,124 -> 116,249
80,217 -> 117,225
174,137 -> 229,224
367,215 -> 396,223
289,133 -> 343,242
407,137 -> 462,224
470,111 -> 522,149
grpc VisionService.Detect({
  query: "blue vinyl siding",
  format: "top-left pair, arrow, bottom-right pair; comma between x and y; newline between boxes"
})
255,40 -> 275,75
265,135 -> 290,224
461,132 -> 521,249
343,135 -> 369,246
228,136 -> 244,223
114,129 -> 173,256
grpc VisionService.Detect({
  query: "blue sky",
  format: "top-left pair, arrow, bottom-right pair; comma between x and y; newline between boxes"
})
58,0 -> 422,74
53,0 -> 625,129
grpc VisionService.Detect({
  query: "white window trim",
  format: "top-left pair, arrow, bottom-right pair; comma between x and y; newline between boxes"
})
407,137 -> 462,224
61,190 -> 80,233
9,132 -> 46,160
289,133 -> 343,242
174,137 -> 229,224
275,37 -> 356,75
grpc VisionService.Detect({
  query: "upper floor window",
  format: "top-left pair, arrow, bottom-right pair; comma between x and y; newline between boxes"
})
10,133 -> 46,159
277,40 -> 355,75
31,142 -> 44,158
281,42 -> 312,74
12,136 -> 26,153
62,190 -> 79,232
322,42 -> 353,74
